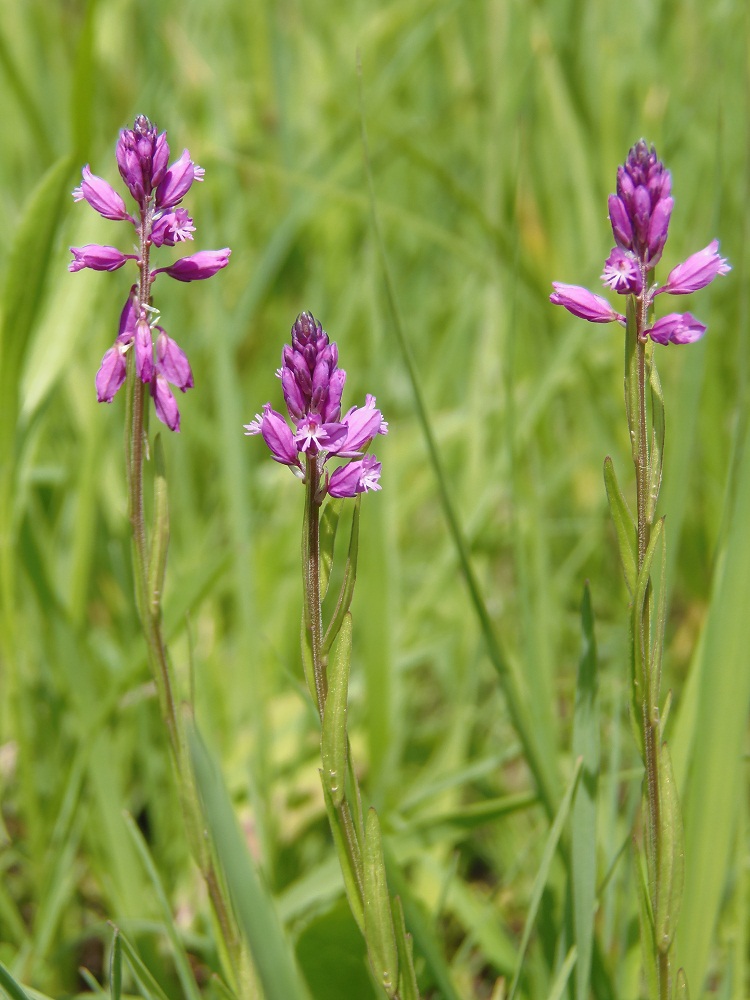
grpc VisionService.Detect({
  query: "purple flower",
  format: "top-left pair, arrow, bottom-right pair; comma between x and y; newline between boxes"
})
96,344 -> 128,402
328,456 -> 382,498
73,166 -> 132,222
151,373 -> 180,432
601,249 -> 643,295
647,313 -> 707,346
155,149 -> 204,210
549,283 -> 625,324
71,115 -> 230,430
246,313 -> 386,498
153,249 -> 231,282
660,240 -> 731,295
68,245 -> 136,272
156,330 -> 194,391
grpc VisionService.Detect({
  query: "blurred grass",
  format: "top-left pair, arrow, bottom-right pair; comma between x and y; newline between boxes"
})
0,0 -> 747,996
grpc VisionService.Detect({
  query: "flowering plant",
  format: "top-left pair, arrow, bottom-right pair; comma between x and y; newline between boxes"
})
70,114 -> 230,430
551,140 -> 730,1000
247,313 -> 420,999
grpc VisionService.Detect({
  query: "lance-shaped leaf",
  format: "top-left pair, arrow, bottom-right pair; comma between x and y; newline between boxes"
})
322,497 -> 360,656
655,741 -> 685,953
392,895 -> 420,1000
319,497 -> 343,598
364,808 -> 399,998
632,517 -> 665,719
110,926 -> 123,1000
647,358 -> 665,524
320,778 -> 365,933
300,612 -> 318,711
572,584 -> 599,1000
0,963 -> 34,1000
321,613 -> 352,806
624,295 -> 641,466
651,516 -> 668,707
604,457 -> 637,596
148,434 -> 170,620
635,844 -> 659,1000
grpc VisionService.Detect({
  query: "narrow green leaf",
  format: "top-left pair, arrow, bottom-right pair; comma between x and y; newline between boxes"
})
148,434 -> 170,618
651,522 -> 668,711
632,517 -> 665,717
508,757 -> 583,1000
122,813 -> 203,1000
319,497 -> 344,598
188,723 -> 310,1000
322,498 -> 360,656
603,456 -> 637,596
109,926 -> 122,1000
624,295 -> 641,465
321,613 -> 352,806
392,895 -> 419,1000
571,584 -> 599,1000
0,962 -> 33,1000
655,742 -> 684,952
546,945 -> 577,1000
635,845 -> 658,1000
320,779 -> 365,933
300,611 -> 318,710
364,808 -> 399,998
116,928 -> 171,1000
647,358 -> 665,523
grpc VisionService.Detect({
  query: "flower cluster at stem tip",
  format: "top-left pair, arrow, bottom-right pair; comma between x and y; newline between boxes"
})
550,139 -> 730,344
245,312 -> 388,499
70,114 -> 231,431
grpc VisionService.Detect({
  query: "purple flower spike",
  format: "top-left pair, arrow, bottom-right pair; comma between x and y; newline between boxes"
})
328,456 -> 382,498
71,115 -> 227,430
247,312 -> 387,498
154,248 -> 231,282
73,166 -> 132,222
647,312 -> 707,346
552,140 -> 729,352
662,240 -> 731,295
156,330 -> 194,391
96,345 -> 128,402
550,283 -> 625,325
69,245 -> 135,273
151,373 -> 181,431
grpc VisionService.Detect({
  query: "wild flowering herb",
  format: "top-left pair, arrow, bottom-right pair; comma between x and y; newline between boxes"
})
551,140 -> 730,1000
68,118 -> 250,992
244,311 -> 387,499
246,313 -> 420,999
70,114 -> 230,431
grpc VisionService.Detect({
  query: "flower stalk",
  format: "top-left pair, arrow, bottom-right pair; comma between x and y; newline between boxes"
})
551,140 -> 730,1000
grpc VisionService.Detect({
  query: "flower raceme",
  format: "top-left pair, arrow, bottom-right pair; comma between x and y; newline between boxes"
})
245,312 -> 387,499
70,114 -> 230,430
550,140 -> 730,345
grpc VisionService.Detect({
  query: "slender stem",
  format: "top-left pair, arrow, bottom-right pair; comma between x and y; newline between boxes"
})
633,291 -> 668,1000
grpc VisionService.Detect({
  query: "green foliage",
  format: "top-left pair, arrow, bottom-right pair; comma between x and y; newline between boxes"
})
0,0 -> 747,997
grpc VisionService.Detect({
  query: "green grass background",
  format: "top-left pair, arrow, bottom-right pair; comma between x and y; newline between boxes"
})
0,0 -> 747,996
